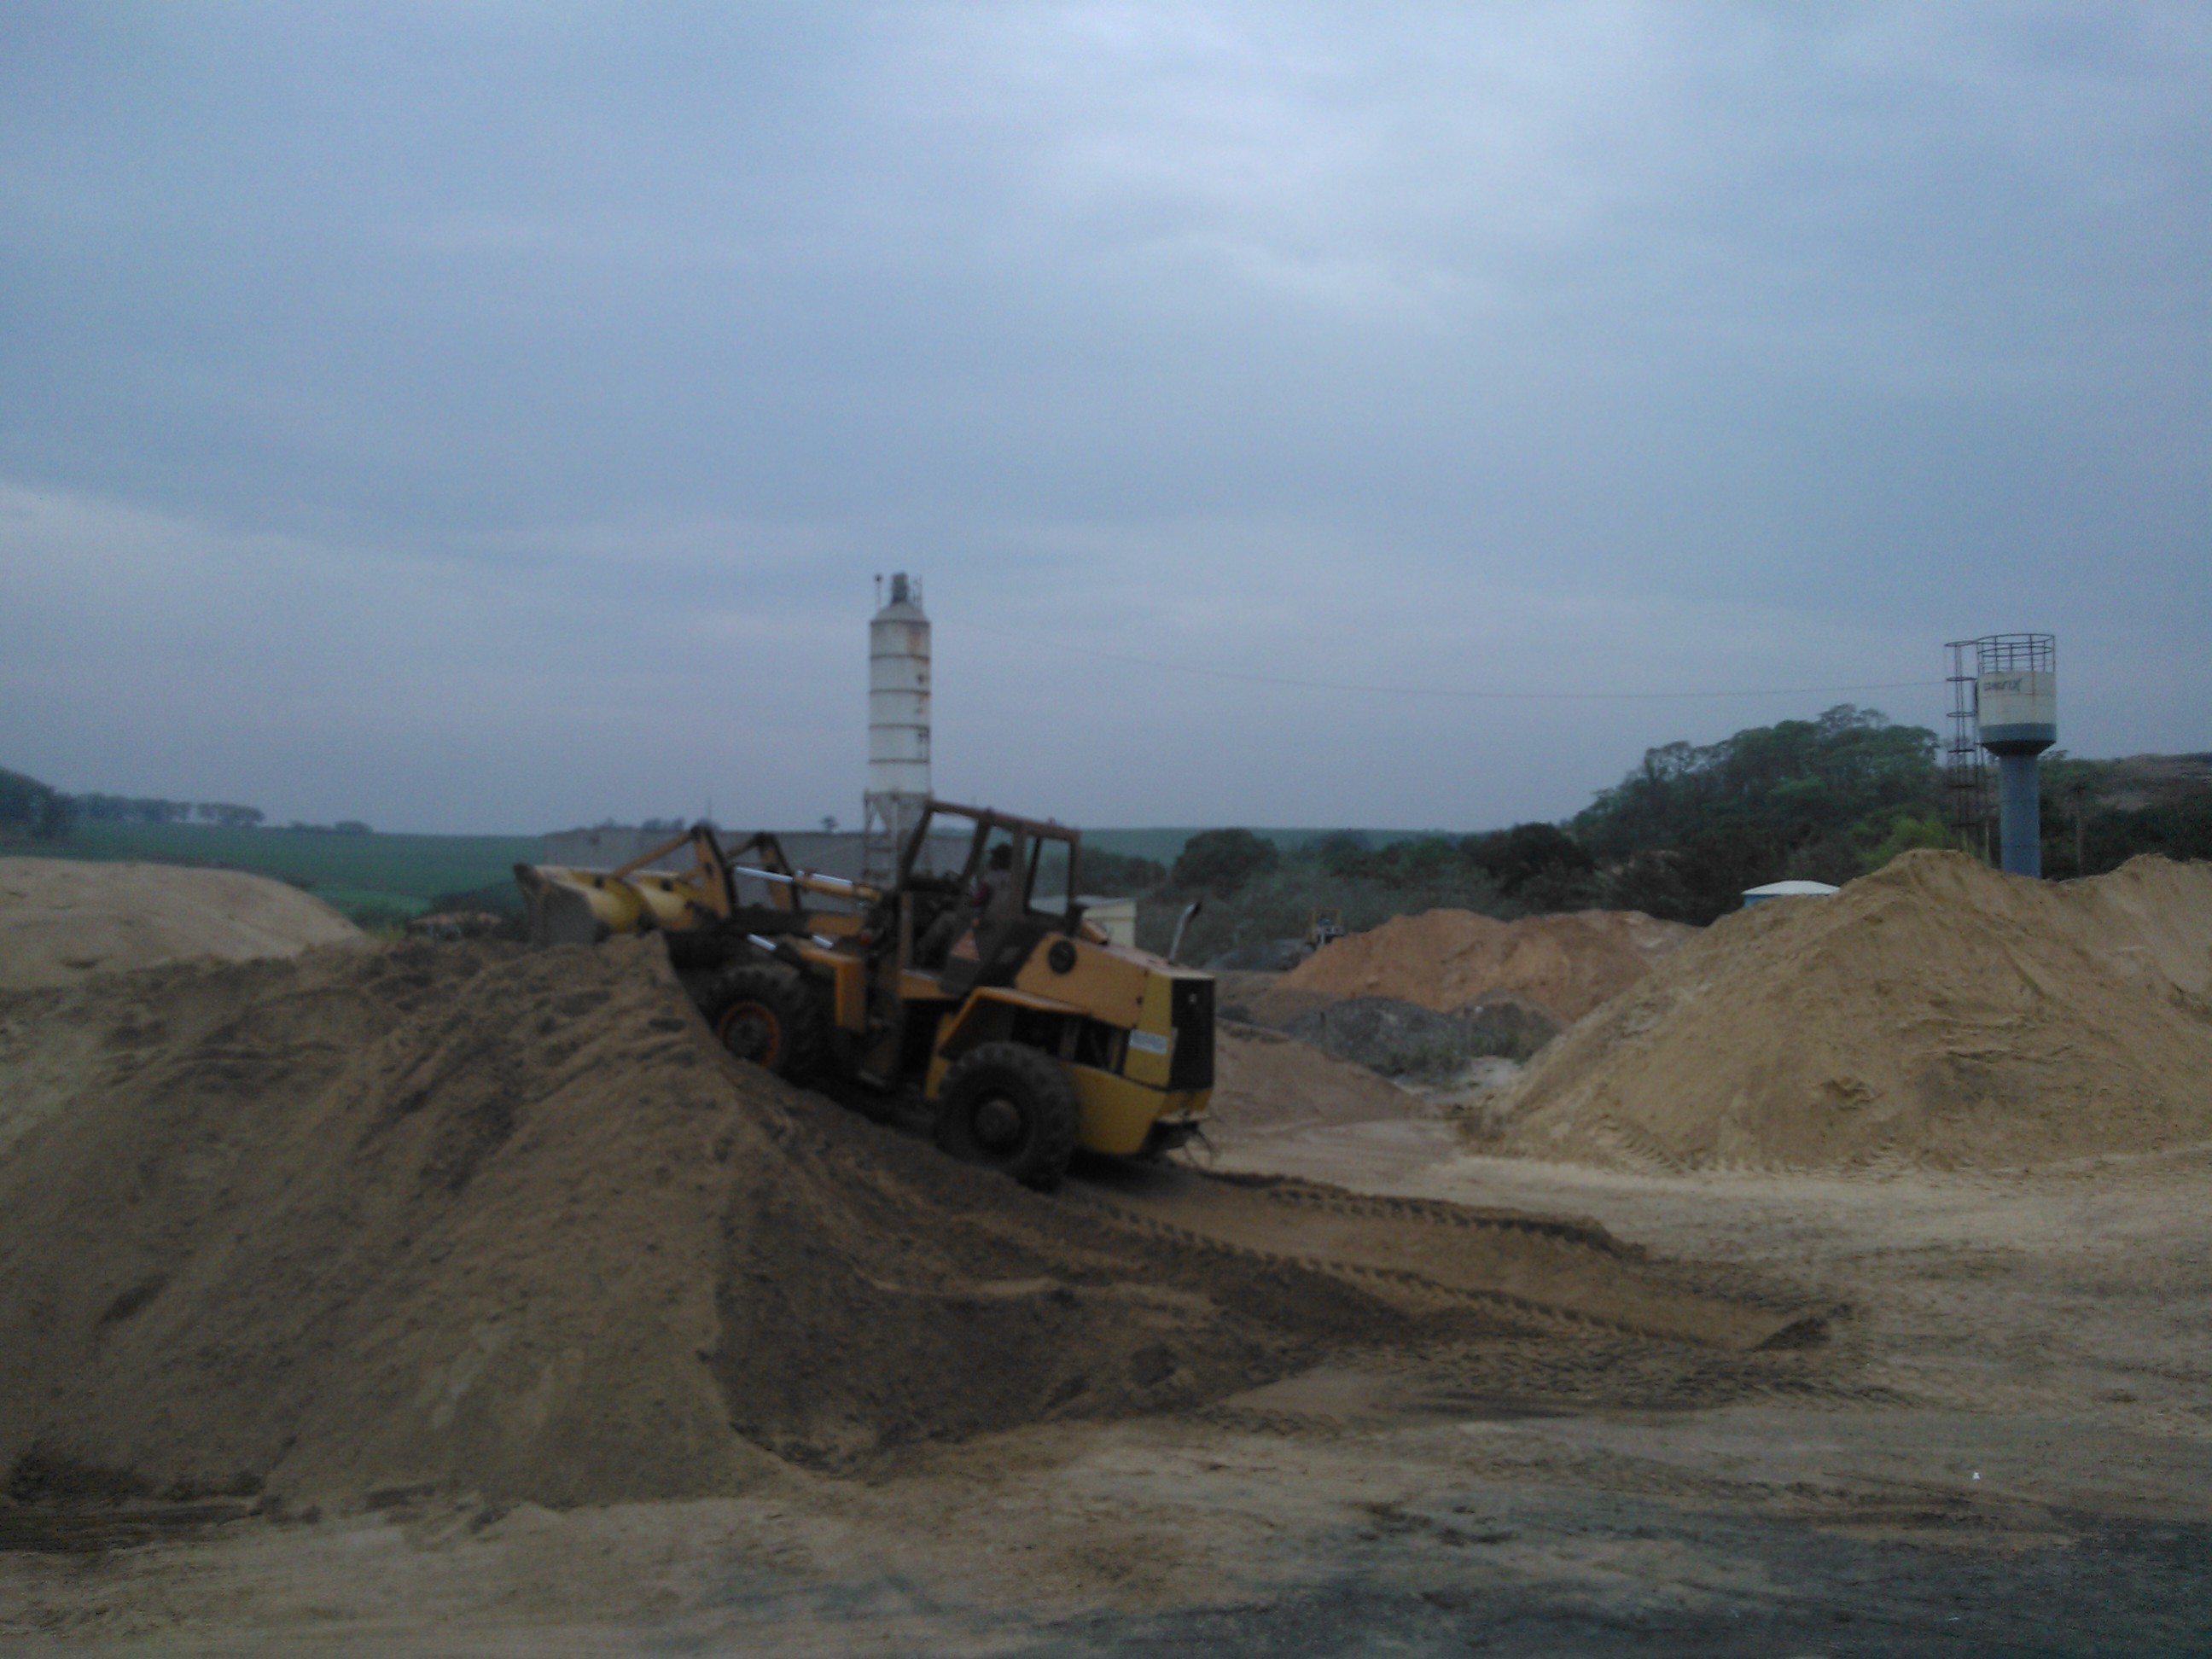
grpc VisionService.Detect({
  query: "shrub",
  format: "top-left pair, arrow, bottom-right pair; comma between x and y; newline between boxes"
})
1169,829 -> 1279,896
1859,810 -> 1952,871
1461,822 -> 1595,893
0,768 -> 73,840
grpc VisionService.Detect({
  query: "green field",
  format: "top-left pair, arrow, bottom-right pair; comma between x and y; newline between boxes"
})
4,822 -> 1439,921
5,823 -> 545,917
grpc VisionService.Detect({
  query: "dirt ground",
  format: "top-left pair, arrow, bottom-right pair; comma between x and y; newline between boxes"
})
4,1105 -> 2204,1656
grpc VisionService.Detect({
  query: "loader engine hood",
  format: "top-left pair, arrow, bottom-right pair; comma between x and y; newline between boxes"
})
999,931 -> 1214,1092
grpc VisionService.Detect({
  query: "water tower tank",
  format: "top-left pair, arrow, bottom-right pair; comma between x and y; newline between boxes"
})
1972,634 -> 2055,877
863,573 -> 929,882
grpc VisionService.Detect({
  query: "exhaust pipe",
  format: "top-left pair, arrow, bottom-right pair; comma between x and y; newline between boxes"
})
1167,899 -> 1202,966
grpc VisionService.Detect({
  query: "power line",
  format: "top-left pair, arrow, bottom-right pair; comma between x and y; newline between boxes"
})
946,620 -> 1942,704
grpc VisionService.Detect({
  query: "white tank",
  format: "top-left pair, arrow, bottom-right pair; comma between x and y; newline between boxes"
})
1976,667 -> 2056,755
863,573 -> 929,884
1974,634 -> 2056,757
868,573 -> 930,799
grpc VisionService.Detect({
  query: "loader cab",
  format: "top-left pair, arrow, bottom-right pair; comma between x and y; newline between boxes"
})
898,802 -> 1085,988
899,803 -> 1084,925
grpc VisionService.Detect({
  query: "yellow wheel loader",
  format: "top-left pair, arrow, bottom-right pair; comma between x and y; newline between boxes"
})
514,802 -> 1212,1188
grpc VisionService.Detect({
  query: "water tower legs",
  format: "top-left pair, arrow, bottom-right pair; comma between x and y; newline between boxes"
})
1996,753 -> 2041,878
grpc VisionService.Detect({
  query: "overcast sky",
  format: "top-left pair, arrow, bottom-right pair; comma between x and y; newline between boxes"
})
3,3 -> 2204,834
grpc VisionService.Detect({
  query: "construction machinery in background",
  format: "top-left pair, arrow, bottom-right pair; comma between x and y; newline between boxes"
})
514,801 -> 1212,1189
1306,908 -> 1348,956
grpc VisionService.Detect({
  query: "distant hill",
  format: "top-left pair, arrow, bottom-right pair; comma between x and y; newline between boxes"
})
1081,827 -> 1438,864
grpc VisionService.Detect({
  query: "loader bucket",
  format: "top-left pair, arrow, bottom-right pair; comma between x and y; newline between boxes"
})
514,863 -> 640,946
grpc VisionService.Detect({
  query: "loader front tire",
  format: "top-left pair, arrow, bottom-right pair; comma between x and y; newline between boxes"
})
934,1042 -> 1081,1190
701,963 -> 823,1083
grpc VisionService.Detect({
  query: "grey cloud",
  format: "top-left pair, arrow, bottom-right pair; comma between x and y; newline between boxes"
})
2,3 -> 2203,830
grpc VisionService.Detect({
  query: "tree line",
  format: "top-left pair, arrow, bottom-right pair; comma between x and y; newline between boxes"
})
1150,707 -> 1943,925
1,772 -> 378,839
72,794 -> 269,828
1144,707 -> 2207,940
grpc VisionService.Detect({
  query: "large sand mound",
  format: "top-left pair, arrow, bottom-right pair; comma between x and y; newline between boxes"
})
0,940 -> 1399,1505
0,857 -> 360,989
1498,852 -> 2212,1172
1280,906 -> 1695,1023
6,937 -> 1792,1511
0,938 -> 1813,1510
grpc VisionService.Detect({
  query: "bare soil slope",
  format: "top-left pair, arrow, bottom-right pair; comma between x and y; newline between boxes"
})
0,857 -> 360,989
0,940 -> 1387,1505
1282,907 -> 1694,1023
1498,852 -> 2212,1171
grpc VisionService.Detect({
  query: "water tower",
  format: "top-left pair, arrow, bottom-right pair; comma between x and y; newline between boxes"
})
862,573 -> 929,885
1959,634 -> 2056,877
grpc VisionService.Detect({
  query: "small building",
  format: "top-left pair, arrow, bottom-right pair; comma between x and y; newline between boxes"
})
1741,879 -> 1840,907
541,825 -> 968,882
542,825 -> 699,874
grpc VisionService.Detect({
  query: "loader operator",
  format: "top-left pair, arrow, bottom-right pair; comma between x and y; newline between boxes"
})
971,841 -> 1014,911
917,841 -> 1013,967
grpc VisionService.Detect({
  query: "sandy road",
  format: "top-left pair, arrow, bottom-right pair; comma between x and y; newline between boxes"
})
1067,1159 -> 1833,1350
1219,1119 -> 2212,1464
3,1121 -> 2207,1655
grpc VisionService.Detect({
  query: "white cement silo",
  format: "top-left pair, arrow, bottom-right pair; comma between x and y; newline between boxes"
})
862,573 -> 929,883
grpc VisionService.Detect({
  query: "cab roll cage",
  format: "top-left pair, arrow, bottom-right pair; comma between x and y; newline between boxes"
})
897,800 -> 1085,934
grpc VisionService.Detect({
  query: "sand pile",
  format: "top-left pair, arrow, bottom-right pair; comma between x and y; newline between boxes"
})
1280,907 -> 1695,1024
0,940 -> 1435,1508
0,857 -> 361,989
1208,1023 -> 1426,1138
1498,852 -> 2212,1172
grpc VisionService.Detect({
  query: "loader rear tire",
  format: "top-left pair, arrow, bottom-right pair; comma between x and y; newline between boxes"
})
934,1043 -> 1081,1190
701,963 -> 823,1083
